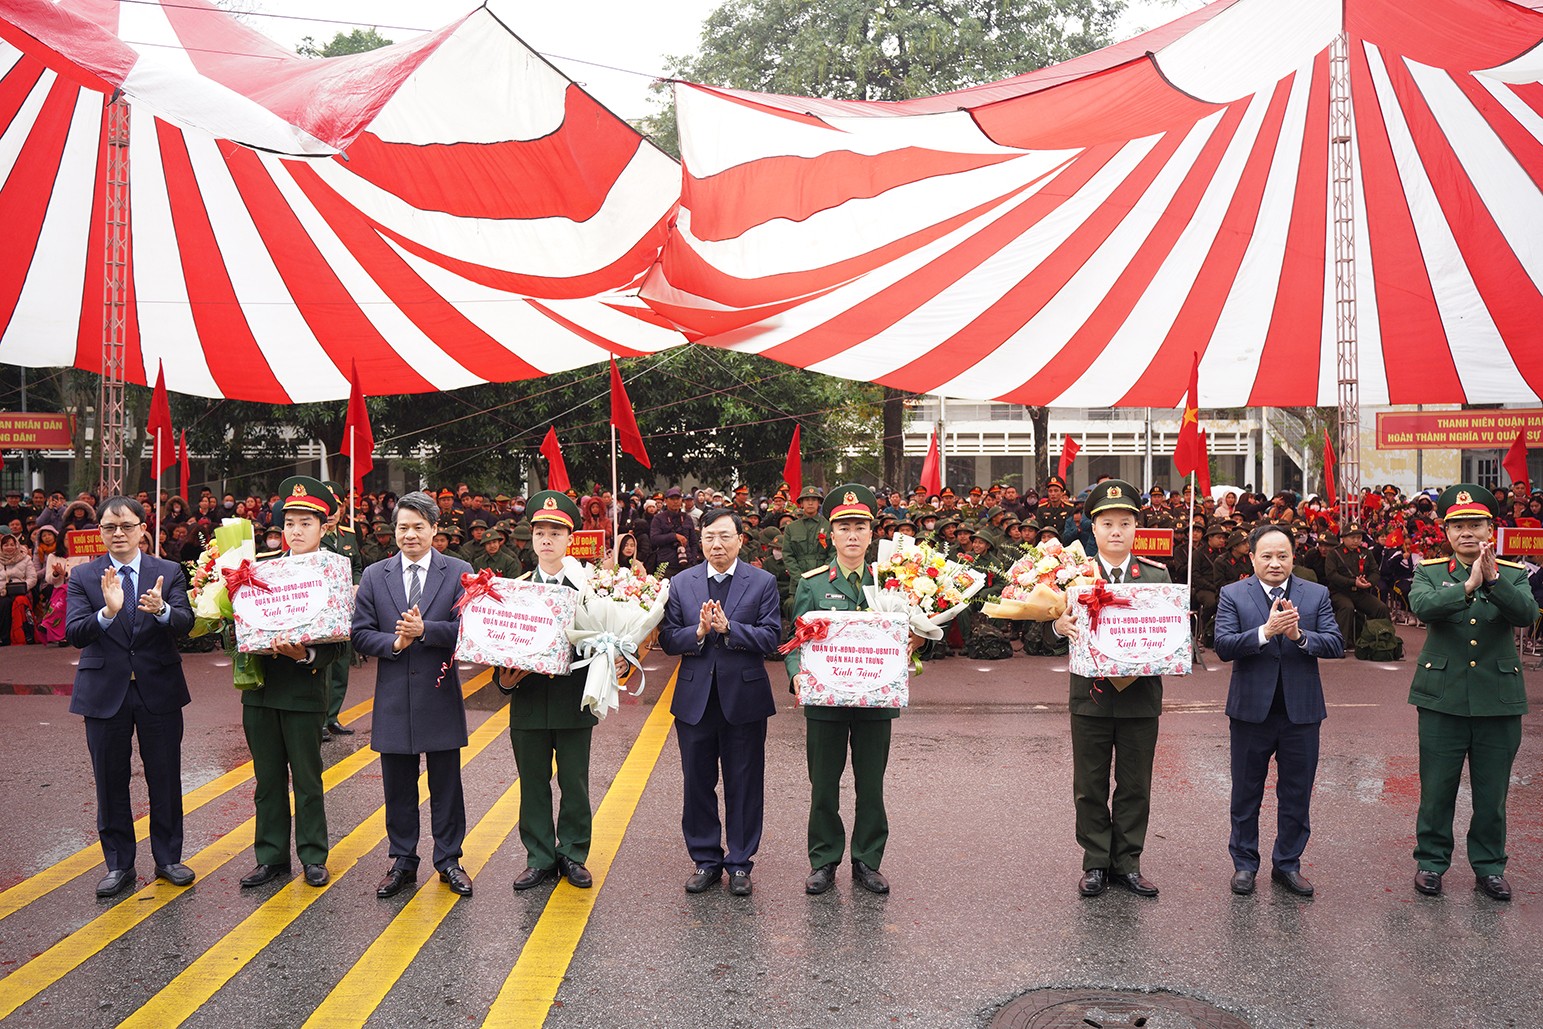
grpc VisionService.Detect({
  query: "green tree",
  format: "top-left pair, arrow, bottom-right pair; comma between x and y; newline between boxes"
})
296,27 -> 394,59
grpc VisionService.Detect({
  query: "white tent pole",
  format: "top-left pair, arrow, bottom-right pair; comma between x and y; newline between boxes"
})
611,423 -> 620,547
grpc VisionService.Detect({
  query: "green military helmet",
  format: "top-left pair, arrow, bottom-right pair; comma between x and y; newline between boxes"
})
934,516 -> 959,532
1225,530 -> 1249,549
509,522 -> 533,542
1085,479 -> 1142,518
527,489 -> 581,530
797,485 -> 824,503
1437,483 -> 1498,521
278,475 -> 333,520
821,483 -> 876,522
371,520 -> 391,534
482,527 -> 506,542
1205,522 -> 1229,540
467,518 -> 489,531
895,518 -> 917,535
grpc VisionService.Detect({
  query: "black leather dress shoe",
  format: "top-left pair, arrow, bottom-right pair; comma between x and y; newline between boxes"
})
559,856 -> 593,889
1271,869 -> 1314,896
805,863 -> 837,895
1230,869 -> 1257,895
851,860 -> 889,895
439,864 -> 473,896
1414,869 -> 1443,896
685,867 -> 722,893
327,722 -> 354,736
321,727 -> 332,742
303,864 -> 329,887
728,871 -> 752,897
1475,874 -> 1511,901
96,868 -> 134,898
1079,869 -> 1108,897
155,863 -> 196,887
240,863 -> 291,889
513,866 -> 559,891
376,867 -> 415,898
1113,871 -> 1159,897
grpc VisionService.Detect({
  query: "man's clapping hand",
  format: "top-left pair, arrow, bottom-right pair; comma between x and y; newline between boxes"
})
1263,599 -> 1299,640
392,604 -> 424,652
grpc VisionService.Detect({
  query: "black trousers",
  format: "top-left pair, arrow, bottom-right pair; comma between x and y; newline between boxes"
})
675,685 -> 767,873
84,680 -> 184,871
1229,705 -> 1320,873
379,749 -> 465,873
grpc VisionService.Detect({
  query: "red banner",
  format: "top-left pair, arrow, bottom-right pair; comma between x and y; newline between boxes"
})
1375,409 -> 1543,450
66,530 -> 107,558
1132,528 -> 1174,558
1497,527 -> 1543,557
565,529 -> 607,562
0,412 -> 72,449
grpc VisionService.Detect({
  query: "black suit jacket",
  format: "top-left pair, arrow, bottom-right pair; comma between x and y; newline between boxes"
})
65,553 -> 194,718
1213,576 -> 1341,724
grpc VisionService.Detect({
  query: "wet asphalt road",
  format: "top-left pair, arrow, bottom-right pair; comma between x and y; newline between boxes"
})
0,626 -> 1538,1029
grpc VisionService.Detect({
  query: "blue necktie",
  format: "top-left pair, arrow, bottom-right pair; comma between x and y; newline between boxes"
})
119,564 -> 136,636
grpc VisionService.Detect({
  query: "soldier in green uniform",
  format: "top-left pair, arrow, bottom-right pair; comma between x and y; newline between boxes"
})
1035,476 -> 1078,541
786,484 -> 915,896
503,491 -> 597,892
1052,479 -> 1171,899
507,521 -> 538,575
782,486 -> 831,581
239,476 -> 347,889
468,527 -> 521,578
1408,484 -> 1537,902
362,521 -> 396,567
320,482 -> 363,741
731,485 -> 755,518
459,519 -> 490,560
1323,523 -> 1389,648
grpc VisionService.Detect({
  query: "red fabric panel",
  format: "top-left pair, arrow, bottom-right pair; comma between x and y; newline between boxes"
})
70,99 -> 145,386
527,301 -> 649,359
0,54 -> 46,128
0,77 -> 80,344
1349,0 -> 1543,72
0,0 -> 135,94
1450,76 -> 1543,192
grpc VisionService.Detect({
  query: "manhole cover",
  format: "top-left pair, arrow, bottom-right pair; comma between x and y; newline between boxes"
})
992,988 -> 1252,1029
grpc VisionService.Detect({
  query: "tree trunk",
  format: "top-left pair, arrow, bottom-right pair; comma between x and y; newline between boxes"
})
1029,406 -> 1050,488
882,387 -> 907,490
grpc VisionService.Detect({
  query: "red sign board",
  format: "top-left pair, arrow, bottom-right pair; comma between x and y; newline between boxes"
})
1497,527 -> 1543,557
0,412 -> 72,449
1132,528 -> 1174,558
1375,408 -> 1543,450
66,529 -> 107,559
565,530 -> 607,562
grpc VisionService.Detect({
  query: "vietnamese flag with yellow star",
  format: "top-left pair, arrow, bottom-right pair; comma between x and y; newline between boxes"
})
1171,352 -> 1202,477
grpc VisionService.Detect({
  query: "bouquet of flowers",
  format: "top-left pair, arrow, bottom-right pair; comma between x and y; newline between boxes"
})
981,536 -> 1098,621
867,534 -> 985,643
185,518 -> 264,689
568,562 -> 671,721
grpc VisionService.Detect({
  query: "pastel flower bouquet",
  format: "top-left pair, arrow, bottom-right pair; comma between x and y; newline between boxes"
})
981,536 -> 1098,621
568,562 -> 671,720
867,534 -> 985,644
185,518 -> 264,689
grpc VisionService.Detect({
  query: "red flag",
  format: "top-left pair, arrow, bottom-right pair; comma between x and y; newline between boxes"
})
339,360 -> 375,498
1196,429 -> 1212,497
782,423 -> 802,500
178,429 -> 189,501
1171,352 -> 1201,476
1322,429 -> 1337,508
1058,436 -> 1081,481
146,362 -> 175,476
919,431 -> 941,497
540,425 -> 570,492
1504,429 -> 1530,494
610,358 -> 650,468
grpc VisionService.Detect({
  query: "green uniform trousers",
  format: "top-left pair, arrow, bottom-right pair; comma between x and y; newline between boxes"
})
1414,708 -> 1522,877
1070,713 -> 1158,874
806,716 -> 891,869
510,725 -> 592,869
242,706 -> 328,866
325,645 -> 351,724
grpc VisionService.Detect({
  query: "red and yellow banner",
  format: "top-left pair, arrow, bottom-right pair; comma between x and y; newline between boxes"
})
1375,409 -> 1543,450
565,529 -> 607,562
0,412 -> 72,448
1497,527 -> 1543,557
1132,528 -> 1174,558
66,530 -> 107,558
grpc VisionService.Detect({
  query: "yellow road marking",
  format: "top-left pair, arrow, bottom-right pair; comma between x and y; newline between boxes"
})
0,667 -> 493,924
483,668 -> 678,1029
119,706 -> 511,1029
0,670 -> 493,1019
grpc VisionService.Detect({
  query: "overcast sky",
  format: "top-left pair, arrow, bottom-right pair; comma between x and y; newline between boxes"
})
240,0 -> 1208,121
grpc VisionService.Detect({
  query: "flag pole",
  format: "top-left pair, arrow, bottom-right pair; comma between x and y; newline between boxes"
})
1187,469 -> 1196,595
349,424 -> 356,530
610,422 -> 620,547
153,434 -> 161,556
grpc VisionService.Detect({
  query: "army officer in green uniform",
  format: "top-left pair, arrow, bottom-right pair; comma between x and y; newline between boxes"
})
1053,479 -> 1171,899
1408,484 -> 1538,902
500,491 -> 597,893
786,484 -> 919,896
782,486 -> 831,581
239,476 -> 347,889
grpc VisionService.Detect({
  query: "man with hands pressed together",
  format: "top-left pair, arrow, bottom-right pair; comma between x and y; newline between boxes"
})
65,496 -> 195,897
660,508 -> 782,896
1408,485 -> 1537,902
1213,525 -> 1342,898
352,491 -> 473,899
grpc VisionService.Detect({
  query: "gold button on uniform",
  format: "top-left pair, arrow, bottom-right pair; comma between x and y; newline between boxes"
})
1469,618 -> 1477,625
1469,661 -> 1477,668
1470,640 -> 1477,646
1424,662 -> 1432,669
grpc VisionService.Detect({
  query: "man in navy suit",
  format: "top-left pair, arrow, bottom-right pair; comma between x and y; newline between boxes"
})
65,497 -> 196,897
352,491 -> 474,899
660,508 -> 782,896
1214,524 -> 1343,897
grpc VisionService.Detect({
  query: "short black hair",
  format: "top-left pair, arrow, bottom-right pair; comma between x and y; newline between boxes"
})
1248,524 -> 1292,553
99,496 -> 146,523
700,507 -> 741,534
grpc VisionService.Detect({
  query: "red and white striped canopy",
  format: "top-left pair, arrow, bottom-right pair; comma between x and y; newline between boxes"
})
0,0 -> 683,401
644,0 -> 1543,407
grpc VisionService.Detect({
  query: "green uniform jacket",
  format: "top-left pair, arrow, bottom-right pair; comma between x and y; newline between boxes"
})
1325,546 -> 1382,597
785,564 -> 897,722
507,571 -> 597,730
242,551 -> 348,711
1068,557 -> 1171,719
1408,557 -> 1536,716
323,526 -> 364,585
469,548 -> 521,578
782,514 -> 832,579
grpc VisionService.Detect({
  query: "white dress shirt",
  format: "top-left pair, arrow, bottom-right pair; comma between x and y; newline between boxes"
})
97,552 -> 173,629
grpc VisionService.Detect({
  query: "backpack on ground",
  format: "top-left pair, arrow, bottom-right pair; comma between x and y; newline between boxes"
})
1355,617 -> 1403,661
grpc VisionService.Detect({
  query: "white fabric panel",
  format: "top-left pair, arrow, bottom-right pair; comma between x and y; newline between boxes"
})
1346,113 -> 1390,407
539,297 -> 686,354
1155,0 -> 1339,104
0,67 -> 55,194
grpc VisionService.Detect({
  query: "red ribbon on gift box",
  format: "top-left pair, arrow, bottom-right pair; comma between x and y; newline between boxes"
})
778,615 -> 839,655
221,559 -> 271,598
1082,580 -> 1132,633
453,568 -> 503,615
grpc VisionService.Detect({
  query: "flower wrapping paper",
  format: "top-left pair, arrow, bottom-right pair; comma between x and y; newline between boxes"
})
1067,582 -> 1192,679
797,611 -> 911,708
456,578 -> 577,675
233,550 -> 355,653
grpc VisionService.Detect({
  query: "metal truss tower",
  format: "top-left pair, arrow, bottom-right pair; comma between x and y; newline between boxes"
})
97,97 -> 130,498
1330,32 -> 1361,521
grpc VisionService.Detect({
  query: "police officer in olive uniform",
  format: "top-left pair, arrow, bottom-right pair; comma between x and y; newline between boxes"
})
786,484 -> 904,896
320,482 -> 363,740
505,491 -> 597,892
1408,485 -> 1538,902
1191,523 -> 1231,645
1216,531 -> 1256,587
1035,476 -> 1078,541
782,486 -> 831,581
239,477 -> 347,889
1052,480 -> 1171,899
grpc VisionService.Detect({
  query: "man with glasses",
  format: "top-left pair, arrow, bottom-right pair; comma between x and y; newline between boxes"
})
64,497 -> 195,897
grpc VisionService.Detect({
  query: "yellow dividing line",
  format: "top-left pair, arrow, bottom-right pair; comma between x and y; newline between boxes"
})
0,670 -> 493,1021
0,667 -> 493,924
119,705 -> 512,1029
483,668 -> 679,1029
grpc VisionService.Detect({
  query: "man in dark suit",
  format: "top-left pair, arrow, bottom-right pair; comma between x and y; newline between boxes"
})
65,496 -> 196,897
660,508 -> 782,897
352,491 -> 474,899
1214,525 -> 1343,897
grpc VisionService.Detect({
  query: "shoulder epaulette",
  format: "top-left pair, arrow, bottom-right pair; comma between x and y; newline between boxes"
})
256,549 -> 280,559
802,565 -> 829,579
1497,558 -> 1525,569
339,524 -> 356,535
1420,557 -> 1448,565
1135,556 -> 1167,568
515,571 -> 532,581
